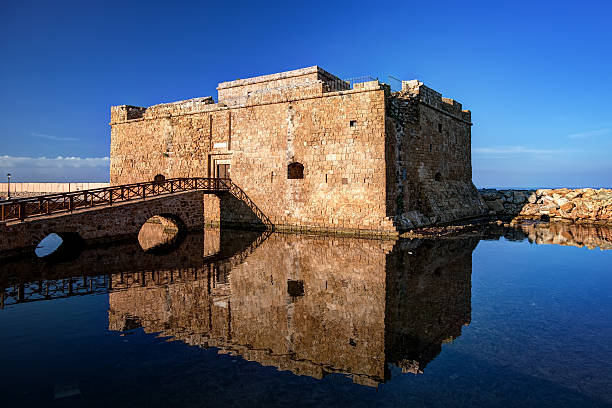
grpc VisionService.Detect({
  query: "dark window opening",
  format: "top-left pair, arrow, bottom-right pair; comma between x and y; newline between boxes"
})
434,172 -> 442,181
287,280 -> 305,297
342,178 -> 348,185
287,162 -> 304,179
153,174 -> 165,183
438,124 -> 443,132
217,164 -> 230,179
350,120 -> 357,127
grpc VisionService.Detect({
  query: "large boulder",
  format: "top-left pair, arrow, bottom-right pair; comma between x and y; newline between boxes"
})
485,199 -> 505,213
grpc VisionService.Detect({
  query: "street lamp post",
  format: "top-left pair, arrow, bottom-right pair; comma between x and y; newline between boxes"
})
7,173 -> 11,199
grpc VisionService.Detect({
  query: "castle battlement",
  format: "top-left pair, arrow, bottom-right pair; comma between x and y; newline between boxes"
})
401,80 -> 471,123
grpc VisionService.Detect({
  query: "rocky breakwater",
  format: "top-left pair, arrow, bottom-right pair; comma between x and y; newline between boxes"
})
479,189 -> 534,216
479,188 -> 612,225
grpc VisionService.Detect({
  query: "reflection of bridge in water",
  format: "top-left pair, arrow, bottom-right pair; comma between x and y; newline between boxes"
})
0,228 -> 269,307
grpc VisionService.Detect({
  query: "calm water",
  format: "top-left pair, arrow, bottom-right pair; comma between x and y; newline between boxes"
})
1,225 -> 611,407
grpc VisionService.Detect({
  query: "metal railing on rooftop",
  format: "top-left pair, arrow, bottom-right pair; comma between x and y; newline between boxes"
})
324,75 -> 379,92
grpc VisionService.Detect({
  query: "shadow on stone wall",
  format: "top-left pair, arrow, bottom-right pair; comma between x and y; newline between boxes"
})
218,191 -> 268,230
107,234 -> 477,387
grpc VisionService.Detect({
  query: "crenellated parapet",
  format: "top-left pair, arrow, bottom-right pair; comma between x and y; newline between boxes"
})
110,97 -> 216,124
401,80 -> 471,123
110,105 -> 147,123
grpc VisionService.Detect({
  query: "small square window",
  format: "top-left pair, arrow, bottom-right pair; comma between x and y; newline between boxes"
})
287,280 -> 304,297
342,178 -> 349,184
350,120 -> 357,127
288,162 -> 304,179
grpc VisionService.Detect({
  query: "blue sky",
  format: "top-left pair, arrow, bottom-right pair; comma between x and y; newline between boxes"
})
0,0 -> 610,187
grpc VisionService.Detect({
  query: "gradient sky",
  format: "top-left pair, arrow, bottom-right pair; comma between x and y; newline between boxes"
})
1,0 -> 610,187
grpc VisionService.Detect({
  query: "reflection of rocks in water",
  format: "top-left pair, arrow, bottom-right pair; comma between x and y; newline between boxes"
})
108,233 -> 477,387
137,215 -> 181,252
479,222 -> 612,250
519,222 -> 612,250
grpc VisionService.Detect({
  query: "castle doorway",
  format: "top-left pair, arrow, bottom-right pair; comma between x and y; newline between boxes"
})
217,163 -> 230,179
213,158 -> 231,179
209,154 -> 232,179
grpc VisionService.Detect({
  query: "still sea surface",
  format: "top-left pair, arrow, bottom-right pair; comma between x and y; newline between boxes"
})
1,224 -> 611,407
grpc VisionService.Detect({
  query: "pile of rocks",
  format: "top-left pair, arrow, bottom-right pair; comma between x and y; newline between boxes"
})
478,189 -> 534,215
479,188 -> 612,225
517,188 -> 612,224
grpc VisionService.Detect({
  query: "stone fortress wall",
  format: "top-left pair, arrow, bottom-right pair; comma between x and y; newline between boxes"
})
110,66 -> 485,235
385,81 -> 487,230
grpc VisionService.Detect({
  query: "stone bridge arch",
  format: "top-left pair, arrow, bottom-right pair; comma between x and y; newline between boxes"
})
138,213 -> 188,253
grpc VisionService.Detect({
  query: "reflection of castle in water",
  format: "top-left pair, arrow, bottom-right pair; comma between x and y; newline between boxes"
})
108,232 -> 477,387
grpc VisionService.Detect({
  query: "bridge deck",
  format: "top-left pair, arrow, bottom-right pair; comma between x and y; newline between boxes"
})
0,177 -> 230,223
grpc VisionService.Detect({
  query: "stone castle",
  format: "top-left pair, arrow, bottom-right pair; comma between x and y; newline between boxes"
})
110,66 -> 487,235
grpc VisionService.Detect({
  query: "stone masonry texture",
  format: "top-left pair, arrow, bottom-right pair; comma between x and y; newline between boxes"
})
110,66 -> 486,234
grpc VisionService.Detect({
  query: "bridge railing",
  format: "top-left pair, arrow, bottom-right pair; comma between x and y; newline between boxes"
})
0,177 -> 231,223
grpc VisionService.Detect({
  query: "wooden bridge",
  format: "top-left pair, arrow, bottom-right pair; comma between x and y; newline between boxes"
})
0,177 -> 273,255
0,177 -> 231,223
